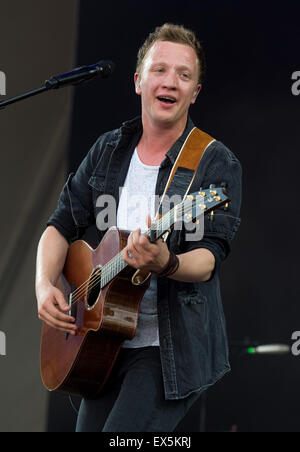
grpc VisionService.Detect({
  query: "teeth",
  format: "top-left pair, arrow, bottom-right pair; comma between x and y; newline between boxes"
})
158,97 -> 175,103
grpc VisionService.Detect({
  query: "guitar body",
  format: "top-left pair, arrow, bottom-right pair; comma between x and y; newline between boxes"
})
40,227 -> 151,398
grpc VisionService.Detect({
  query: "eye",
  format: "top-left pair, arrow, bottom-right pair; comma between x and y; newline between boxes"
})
181,73 -> 190,79
151,65 -> 165,74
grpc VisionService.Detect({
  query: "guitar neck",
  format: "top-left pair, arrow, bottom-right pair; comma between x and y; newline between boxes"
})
100,208 -> 176,288
99,187 -> 229,288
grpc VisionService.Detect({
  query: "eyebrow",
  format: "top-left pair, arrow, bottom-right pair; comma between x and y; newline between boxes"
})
151,62 -> 193,72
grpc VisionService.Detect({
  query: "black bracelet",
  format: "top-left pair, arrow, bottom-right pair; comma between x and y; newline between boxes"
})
157,251 -> 180,277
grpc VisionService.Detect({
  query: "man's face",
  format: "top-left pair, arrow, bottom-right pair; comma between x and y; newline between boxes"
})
135,40 -> 201,129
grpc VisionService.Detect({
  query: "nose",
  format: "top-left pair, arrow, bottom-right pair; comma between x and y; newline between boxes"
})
162,69 -> 177,90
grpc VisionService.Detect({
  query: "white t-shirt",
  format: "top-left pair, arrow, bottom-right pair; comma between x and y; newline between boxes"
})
117,148 -> 160,348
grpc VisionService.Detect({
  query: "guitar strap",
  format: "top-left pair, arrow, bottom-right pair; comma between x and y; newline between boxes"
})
154,127 -> 216,237
132,127 -> 216,285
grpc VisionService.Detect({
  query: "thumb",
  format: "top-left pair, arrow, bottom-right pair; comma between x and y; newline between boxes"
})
53,286 -> 70,311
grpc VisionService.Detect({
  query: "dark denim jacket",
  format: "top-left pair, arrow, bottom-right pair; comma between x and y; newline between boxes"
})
47,116 -> 242,400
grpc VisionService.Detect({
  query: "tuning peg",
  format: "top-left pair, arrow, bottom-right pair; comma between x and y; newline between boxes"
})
223,203 -> 229,212
209,210 -> 215,222
187,195 -> 195,201
209,184 -> 217,196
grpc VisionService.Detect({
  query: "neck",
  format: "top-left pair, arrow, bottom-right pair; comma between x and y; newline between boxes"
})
140,114 -> 188,156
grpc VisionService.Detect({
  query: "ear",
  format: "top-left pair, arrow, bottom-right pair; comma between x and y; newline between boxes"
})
134,73 -> 142,95
190,84 -> 202,104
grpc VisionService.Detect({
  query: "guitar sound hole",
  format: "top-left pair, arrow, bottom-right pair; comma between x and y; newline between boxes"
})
86,268 -> 102,309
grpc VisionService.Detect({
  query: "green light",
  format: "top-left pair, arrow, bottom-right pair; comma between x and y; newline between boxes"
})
247,347 -> 256,354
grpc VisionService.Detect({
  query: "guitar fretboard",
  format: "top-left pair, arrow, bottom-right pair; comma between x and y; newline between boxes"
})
100,205 -> 179,288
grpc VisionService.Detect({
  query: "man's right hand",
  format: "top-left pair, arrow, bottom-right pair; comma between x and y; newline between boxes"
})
37,282 -> 78,335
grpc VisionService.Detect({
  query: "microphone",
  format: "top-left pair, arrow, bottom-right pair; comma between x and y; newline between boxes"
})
45,60 -> 115,89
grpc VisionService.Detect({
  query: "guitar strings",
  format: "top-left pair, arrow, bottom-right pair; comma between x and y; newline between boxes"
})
69,197 -> 221,309
68,201 -> 192,306
67,198 -> 212,308
67,199 -> 212,308
67,207 -> 176,306
69,216 -> 163,302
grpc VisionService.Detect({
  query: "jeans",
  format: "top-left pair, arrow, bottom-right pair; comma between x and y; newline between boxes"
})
75,346 -> 201,432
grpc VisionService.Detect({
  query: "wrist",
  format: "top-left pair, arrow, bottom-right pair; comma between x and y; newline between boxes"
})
157,251 -> 180,278
35,278 -> 54,294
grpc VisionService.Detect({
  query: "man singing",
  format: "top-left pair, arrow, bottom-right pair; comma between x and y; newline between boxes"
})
36,23 -> 242,432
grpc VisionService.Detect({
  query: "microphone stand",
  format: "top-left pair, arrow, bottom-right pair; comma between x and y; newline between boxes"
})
0,86 -> 49,110
0,72 -> 91,110
0,61 -> 115,110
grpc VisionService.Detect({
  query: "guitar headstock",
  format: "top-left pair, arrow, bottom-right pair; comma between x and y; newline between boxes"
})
147,185 -> 231,243
177,186 -> 230,224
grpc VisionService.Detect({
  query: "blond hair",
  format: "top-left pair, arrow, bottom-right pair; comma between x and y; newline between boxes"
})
136,23 -> 206,84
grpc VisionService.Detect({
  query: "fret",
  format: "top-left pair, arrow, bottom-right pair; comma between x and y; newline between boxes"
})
101,269 -> 107,288
161,214 -> 170,231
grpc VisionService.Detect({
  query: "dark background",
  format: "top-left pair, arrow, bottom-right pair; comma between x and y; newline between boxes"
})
46,0 -> 299,432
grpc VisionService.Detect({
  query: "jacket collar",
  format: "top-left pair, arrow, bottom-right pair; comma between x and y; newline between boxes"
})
116,115 -> 196,165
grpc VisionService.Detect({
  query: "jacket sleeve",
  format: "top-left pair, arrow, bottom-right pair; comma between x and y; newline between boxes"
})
46,136 -> 106,243
182,141 -> 242,269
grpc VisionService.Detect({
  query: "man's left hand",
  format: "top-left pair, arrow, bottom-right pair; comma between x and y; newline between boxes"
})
122,215 -> 170,273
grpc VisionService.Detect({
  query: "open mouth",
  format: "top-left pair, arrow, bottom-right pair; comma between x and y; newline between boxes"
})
157,96 -> 176,104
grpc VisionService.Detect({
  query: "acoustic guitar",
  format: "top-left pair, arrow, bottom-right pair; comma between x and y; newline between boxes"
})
40,187 -> 230,397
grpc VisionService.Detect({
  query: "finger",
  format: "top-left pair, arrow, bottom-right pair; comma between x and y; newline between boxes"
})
139,233 -> 152,251
146,214 -> 152,228
40,309 -> 77,333
133,231 -> 154,263
45,302 -> 76,323
131,229 -> 142,250
134,229 -> 151,251
53,287 -> 71,312
122,247 -> 139,269
128,230 -> 142,257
